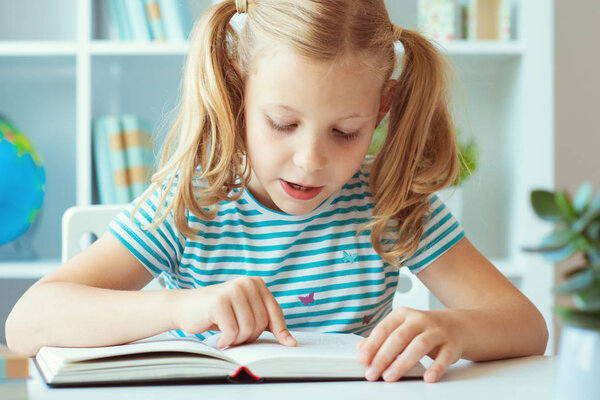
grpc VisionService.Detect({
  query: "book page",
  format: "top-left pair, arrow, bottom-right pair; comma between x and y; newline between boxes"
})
208,331 -> 362,362
203,331 -> 425,379
38,336 -> 236,365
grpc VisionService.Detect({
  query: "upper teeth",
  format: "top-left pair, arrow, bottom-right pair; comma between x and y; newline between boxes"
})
290,182 -> 310,190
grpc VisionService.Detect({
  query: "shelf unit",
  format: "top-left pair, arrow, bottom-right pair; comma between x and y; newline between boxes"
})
0,0 -> 554,353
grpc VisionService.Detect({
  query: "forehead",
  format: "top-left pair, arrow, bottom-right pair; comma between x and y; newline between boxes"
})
246,46 -> 385,116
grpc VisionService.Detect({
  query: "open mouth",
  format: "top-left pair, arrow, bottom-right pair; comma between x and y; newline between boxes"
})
288,182 -> 314,191
280,179 -> 324,200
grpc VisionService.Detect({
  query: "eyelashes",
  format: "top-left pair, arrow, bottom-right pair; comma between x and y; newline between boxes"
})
266,116 -> 359,141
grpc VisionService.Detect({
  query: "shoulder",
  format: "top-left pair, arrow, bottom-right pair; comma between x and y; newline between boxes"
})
340,156 -> 373,192
359,155 -> 375,178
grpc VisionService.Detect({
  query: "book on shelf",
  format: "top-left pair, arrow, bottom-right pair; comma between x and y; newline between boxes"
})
34,331 -> 426,387
144,0 -> 167,41
158,0 -> 193,42
104,0 -> 191,42
93,115 -> 128,204
463,0 -> 512,41
93,115 -> 155,204
124,0 -> 153,41
417,0 -> 512,42
417,0 -> 458,42
121,114 -> 155,200
1,344 -> 29,381
106,0 -> 133,40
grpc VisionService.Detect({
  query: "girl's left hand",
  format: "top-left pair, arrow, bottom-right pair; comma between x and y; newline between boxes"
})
357,306 -> 464,383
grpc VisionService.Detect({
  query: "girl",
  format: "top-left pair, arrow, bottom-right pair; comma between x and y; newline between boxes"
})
6,0 -> 548,383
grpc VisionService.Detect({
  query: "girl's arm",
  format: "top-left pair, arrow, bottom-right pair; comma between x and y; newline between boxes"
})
357,237 -> 548,382
415,236 -> 549,360
6,232 -> 295,357
5,232 -> 179,357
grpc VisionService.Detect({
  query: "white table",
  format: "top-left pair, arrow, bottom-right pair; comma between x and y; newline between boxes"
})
1,356 -> 556,400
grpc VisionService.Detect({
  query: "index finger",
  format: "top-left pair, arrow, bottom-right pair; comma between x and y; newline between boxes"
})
259,283 -> 297,346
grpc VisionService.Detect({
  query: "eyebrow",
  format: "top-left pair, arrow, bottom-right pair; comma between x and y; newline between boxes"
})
265,104 -> 367,120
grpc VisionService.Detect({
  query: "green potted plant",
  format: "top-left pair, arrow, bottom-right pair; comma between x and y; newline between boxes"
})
525,181 -> 600,399
369,116 -> 479,220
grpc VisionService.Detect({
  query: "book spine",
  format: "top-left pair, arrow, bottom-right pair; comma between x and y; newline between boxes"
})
499,0 -> 511,41
0,346 -> 29,380
417,0 -> 457,42
123,0 -> 152,41
104,115 -> 132,204
104,0 -> 121,40
475,0 -> 510,40
144,0 -> 167,41
121,115 -> 155,200
463,0 -> 478,40
158,0 -> 192,42
93,117 -> 116,204
113,0 -> 133,40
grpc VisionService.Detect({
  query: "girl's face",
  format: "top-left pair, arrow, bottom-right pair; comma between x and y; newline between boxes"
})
244,47 -> 391,215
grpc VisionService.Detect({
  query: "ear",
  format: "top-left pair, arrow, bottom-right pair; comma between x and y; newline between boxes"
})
376,79 -> 397,126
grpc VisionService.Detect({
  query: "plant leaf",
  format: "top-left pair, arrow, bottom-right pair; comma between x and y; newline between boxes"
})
573,280 -> 600,311
553,306 -> 600,331
572,190 -> 600,232
573,208 -> 600,233
555,191 -> 577,221
531,190 -> 566,222
587,222 -> 600,241
573,181 -> 594,214
553,267 -> 595,295
540,229 -> 578,249
588,246 -> 600,267
532,240 -> 584,263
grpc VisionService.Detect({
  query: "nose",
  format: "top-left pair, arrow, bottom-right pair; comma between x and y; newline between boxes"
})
292,136 -> 327,173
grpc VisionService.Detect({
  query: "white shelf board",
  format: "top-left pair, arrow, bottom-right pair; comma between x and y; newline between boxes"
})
0,259 -> 60,279
89,41 -> 190,56
437,40 -> 525,55
394,40 -> 525,57
0,41 -> 78,56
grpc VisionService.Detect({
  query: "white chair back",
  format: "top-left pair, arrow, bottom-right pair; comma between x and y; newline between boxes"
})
61,204 -> 124,263
61,204 -> 164,290
393,268 -> 435,311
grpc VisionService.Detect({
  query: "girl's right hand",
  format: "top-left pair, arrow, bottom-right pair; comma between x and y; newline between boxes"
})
171,276 -> 297,348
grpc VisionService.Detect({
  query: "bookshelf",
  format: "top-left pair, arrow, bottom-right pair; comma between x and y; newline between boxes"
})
0,0 -> 554,353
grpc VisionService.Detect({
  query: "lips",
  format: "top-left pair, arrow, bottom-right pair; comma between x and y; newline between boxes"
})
280,179 -> 324,200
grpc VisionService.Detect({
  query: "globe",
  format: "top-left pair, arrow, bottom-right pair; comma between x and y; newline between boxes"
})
0,118 -> 45,246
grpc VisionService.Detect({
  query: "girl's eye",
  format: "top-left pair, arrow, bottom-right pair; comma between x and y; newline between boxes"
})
336,129 -> 359,141
267,117 -> 295,132
266,116 -> 359,141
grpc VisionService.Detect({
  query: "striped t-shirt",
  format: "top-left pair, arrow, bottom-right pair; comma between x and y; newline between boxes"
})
109,161 -> 465,339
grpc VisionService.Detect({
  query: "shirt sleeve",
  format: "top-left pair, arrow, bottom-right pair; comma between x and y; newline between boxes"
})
401,194 -> 465,274
108,188 -> 185,279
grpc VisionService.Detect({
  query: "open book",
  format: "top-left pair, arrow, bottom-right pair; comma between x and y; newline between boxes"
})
35,331 -> 426,386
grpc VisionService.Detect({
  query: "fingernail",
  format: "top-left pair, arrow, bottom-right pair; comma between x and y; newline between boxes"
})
382,368 -> 398,381
365,366 -> 379,381
425,370 -> 438,382
285,335 -> 297,346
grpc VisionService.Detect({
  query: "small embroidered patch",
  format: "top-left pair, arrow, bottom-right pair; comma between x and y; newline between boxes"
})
362,314 -> 373,325
298,291 -> 315,306
343,250 -> 358,263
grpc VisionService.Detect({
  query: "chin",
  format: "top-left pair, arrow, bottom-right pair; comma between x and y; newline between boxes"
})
275,196 -> 324,215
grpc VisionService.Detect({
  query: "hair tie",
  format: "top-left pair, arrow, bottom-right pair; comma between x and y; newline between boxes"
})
392,24 -> 403,39
235,0 -> 247,14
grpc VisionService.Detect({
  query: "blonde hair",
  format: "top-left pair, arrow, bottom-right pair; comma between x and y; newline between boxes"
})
136,0 -> 459,268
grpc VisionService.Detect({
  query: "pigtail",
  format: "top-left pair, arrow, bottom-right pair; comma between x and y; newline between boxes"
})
135,0 -> 250,238
366,28 -> 459,267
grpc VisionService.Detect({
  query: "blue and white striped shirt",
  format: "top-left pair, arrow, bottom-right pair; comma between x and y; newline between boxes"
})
109,161 -> 465,339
